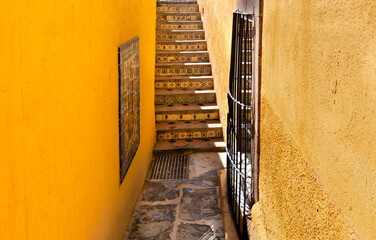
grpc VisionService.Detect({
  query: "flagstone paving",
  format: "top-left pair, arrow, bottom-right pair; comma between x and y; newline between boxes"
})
123,152 -> 226,240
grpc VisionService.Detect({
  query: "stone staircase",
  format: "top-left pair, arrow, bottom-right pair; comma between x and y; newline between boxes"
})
154,0 -> 225,153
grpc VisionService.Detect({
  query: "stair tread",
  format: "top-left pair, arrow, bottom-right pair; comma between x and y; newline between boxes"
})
156,104 -> 219,112
157,11 -> 200,14
157,120 -> 222,131
156,75 -> 213,80
157,51 -> 208,54
157,39 -> 206,43
156,29 -> 204,32
154,138 -> 225,153
157,20 -> 202,23
156,62 -> 211,67
155,89 -> 215,95
157,4 -> 199,6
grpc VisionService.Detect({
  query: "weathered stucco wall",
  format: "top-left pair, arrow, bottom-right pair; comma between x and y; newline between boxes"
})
258,96 -> 359,239
0,0 -> 156,239
197,0 -> 237,137
258,0 -> 376,239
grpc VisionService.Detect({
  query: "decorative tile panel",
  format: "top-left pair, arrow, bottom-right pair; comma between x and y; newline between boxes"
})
118,37 -> 140,183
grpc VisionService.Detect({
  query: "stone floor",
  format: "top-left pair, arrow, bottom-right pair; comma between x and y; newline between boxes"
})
123,152 -> 226,240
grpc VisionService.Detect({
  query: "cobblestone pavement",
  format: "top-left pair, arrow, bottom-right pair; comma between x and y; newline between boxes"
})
123,152 -> 226,240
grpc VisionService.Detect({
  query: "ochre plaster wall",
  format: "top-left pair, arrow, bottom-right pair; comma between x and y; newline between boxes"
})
197,0 -> 237,137
258,0 -> 376,239
0,0 -> 156,239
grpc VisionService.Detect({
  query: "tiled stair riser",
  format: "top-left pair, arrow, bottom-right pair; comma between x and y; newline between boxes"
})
156,53 -> 209,63
157,5 -> 199,12
157,13 -> 201,21
156,42 -> 207,51
156,112 -> 219,122
156,31 -> 205,40
155,66 -> 211,76
155,94 -> 216,105
156,22 -> 203,30
157,129 -> 222,140
155,79 -> 214,90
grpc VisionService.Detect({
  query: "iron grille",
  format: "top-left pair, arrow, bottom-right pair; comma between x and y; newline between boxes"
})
227,11 -> 254,239
148,155 -> 189,180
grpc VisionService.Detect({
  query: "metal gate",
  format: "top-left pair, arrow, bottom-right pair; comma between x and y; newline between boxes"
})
226,11 -> 258,239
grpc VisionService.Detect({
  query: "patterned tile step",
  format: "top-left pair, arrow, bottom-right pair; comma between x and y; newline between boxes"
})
155,76 -> 214,89
157,4 -> 199,12
156,120 -> 222,140
153,138 -> 226,153
157,29 -> 205,41
156,51 -> 209,63
157,128 -> 223,140
155,62 -> 211,76
155,104 -> 219,122
156,20 -> 203,30
157,12 -> 201,21
156,120 -> 222,131
155,89 -> 216,105
156,40 -> 207,51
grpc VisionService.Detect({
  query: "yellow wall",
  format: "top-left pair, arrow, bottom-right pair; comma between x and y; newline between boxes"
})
257,0 -> 376,239
197,0 -> 237,137
0,0 -> 156,239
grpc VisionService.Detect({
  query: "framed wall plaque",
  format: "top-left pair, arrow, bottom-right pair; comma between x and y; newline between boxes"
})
118,36 -> 140,184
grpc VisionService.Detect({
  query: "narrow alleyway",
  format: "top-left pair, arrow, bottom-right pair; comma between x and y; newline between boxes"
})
153,0 -> 225,152
123,153 -> 226,239
124,1 -> 228,239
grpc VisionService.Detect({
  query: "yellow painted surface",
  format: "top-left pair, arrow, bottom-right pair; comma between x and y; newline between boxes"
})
258,96 -> 359,239
259,0 -> 376,239
0,0 -> 156,239
249,202 -> 266,240
197,0 -> 236,137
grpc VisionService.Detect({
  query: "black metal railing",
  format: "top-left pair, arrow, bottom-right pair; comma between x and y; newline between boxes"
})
226,11 -> 254,239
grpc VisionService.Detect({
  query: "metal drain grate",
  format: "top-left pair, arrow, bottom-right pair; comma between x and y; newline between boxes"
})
148,155 -> 189,180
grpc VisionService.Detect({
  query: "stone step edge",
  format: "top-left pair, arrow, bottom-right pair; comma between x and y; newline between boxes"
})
157,11 -> 200,14
156,39 -> 206,43
155,62 -> 211,67
157,124 -> 222,132
155,89 -> 215,95
157,4 -> 199,6
156,50 -> 208,54
156,119 -> 221,127
155,75 -> 213,80
156,29 -> 204,32
157,20 -> 202,23
155,105 -> 219,113
153,138 -> 226,153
